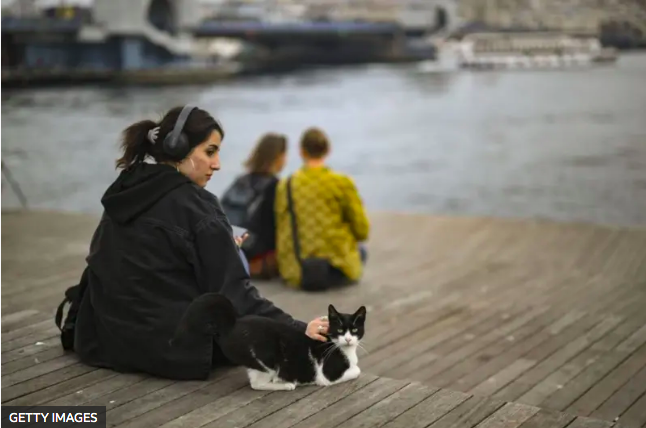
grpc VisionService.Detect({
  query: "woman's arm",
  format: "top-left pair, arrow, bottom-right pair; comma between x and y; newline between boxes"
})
340,176 -> 370,241
193,215 -> 307,331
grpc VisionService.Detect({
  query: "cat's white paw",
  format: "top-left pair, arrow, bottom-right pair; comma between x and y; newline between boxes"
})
315,378 -> 332,387
249,381 -> 297,391
346,366 -> 361,379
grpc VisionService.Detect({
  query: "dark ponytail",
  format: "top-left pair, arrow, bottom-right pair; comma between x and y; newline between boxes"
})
115,119 -> 157,169
115,106 -> 223,169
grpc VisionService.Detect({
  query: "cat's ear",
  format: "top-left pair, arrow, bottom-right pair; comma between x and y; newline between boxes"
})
328,304 -> 340,318
353,306 -> 367,323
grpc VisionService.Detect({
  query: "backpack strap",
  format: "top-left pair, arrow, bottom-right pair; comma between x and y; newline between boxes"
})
54,296 -> 68,333
286,176 -> 303,265
55,267 -> 89,351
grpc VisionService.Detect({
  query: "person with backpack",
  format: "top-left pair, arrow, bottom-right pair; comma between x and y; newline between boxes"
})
221,133 -> 288,279
55,107 -> 328,381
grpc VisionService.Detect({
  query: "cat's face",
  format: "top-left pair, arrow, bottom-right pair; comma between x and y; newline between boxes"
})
327,305 -> 366,347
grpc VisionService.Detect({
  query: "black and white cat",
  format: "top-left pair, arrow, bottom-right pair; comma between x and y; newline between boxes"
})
173,293 -> 366,391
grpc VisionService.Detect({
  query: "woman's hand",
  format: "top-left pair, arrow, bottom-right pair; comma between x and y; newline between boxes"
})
234,233 -> 249,247
306,316 -> 329,342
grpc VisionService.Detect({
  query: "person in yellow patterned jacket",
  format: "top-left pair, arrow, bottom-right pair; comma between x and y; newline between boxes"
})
275,127 -> 369,289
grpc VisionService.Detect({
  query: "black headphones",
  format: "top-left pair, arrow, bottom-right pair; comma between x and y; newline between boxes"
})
161,105 -> 225,161
163,105 -> 196,160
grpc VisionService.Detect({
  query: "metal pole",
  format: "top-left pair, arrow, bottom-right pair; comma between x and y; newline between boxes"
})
1,160 -> 29,209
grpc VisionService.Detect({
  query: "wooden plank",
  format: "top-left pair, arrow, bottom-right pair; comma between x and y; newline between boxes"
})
361,269 -> 538,372
381,388 -> 471,428
541,325 -> 646,412
600,234 -> 646,284
114,370 -> 248,428
1,309 -> 42,331
365,307 -> 504,376
425,396 -> 506,428
84,378 -> 179,426
591,364 -> 646,423
1,326 -> 60,353
615,391 -> 646,428
1,355 -> 79,388
4,369 -> 117,406
471,359 -> 538,397
87,378 -> 174,410
277,222 -> 535,330
365,303 -> 470,351
2,347 -> 67,375
517,409 -> 576,428
517,310 -> 646,407
566,416 -> 614,428
1,337 -> 60,364
2,267 -> 81,298
3,283 -> 80,314
359,306 -> 474,368
429,270 -> 631,391
200,385 -> 322,428
370,258 -> 573,379
454,309 -> 589,392
2,265 -> 80,299
246,375 -> 378,428
413,306 -> 551,382
430,308 -> 573,389
102,375 -> 231,427
569,228 -> 619,273
338,383 -> 439,428
288,377 -> 409,428
156,387 -> 273,428
490,302 -> 636,402
37,377 -> 171,410
393,303 -> 544,377
47,373 -> 147,407
2,320 -> 55,343
1,364 -> 96,403
286,236 -> 521,340
3,211 -> 646,428
565,343 -> 646,417
491,314 -> 626,401
473,402 -> 540,428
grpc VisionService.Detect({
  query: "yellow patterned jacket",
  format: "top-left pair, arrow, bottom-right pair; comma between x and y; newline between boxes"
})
275,166 -> 370,288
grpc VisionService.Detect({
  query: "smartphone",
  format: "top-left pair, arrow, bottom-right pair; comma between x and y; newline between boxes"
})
231,225 -> 248,238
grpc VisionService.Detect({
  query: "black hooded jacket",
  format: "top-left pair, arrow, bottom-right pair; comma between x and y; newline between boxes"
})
74,163 -> 306,380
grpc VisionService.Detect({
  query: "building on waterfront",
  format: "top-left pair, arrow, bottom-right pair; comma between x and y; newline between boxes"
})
458,0 -> 646,47
198,0 -> 460,32
1,0 -> 433,86
2,0 -> 207,82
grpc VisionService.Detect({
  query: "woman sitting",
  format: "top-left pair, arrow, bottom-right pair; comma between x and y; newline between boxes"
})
221,133 -> 288,279
60,107 -> 327,380
275,127 -> 369,291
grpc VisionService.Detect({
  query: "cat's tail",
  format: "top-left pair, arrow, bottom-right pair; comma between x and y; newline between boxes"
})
170,293 -> 238,346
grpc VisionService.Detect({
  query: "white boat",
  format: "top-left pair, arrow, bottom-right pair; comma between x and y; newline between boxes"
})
416,37 -> 462,73
441,31 -> 618,71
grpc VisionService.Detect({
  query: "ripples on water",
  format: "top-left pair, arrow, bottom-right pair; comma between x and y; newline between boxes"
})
2,55 -> 646,226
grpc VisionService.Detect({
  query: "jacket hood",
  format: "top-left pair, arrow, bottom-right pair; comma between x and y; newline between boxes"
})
101,163 -> 191,224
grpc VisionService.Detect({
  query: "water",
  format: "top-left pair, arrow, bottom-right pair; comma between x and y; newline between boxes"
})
2,55 -> 646,227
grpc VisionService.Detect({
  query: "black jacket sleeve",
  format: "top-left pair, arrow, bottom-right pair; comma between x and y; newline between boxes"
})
194,214 -> 307,331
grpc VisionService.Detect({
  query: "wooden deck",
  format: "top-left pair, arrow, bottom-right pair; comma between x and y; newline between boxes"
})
3,210 -> 646,428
